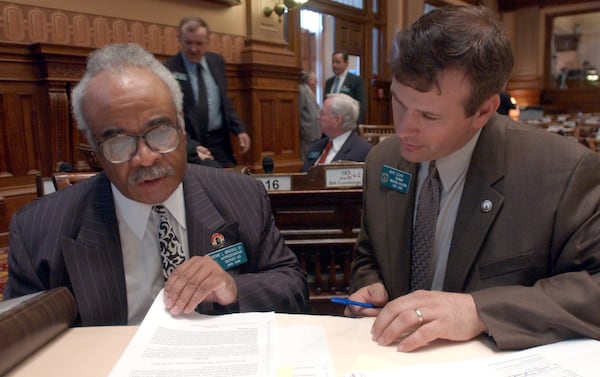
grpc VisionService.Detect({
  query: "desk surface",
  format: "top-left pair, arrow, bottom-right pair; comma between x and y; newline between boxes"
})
7,313 -> 502,377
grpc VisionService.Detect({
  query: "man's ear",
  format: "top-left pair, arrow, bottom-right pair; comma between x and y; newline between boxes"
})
473,94 -> 500,129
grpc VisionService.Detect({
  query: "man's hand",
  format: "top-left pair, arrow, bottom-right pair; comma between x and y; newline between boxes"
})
163,256 -> 238,315
371,290 -> 488,352
195,145 -> 214,160
237,133 -> 251,154
343,282 -> 388,317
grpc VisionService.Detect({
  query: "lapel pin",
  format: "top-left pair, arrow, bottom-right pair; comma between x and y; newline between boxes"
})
480,200 -> 493,213
210,233 -> 225,248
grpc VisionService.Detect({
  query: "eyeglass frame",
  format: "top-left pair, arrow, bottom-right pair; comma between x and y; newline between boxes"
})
94,123 -> 183,164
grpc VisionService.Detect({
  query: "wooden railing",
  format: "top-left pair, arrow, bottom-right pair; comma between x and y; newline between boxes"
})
358,124 -> 394,145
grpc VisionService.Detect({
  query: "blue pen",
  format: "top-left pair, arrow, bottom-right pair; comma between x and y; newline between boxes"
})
330,297 -> 377,308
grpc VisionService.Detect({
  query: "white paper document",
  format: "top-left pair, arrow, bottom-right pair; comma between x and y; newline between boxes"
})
277,325 -> 335,377
347,338 -> 600,377
109,290 -> 276,377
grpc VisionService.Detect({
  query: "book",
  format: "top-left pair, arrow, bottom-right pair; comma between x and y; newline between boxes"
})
0,286 -> 77,375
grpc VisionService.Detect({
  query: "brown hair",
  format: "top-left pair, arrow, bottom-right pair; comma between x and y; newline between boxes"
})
392,6 -> 513,116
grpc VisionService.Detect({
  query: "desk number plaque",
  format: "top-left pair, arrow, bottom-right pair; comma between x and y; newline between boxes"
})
255,175 -> 292,191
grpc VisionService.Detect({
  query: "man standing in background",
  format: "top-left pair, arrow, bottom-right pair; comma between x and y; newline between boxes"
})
298,71 -> 321,160
324,49 -> 366,124
165,17 -> 250,168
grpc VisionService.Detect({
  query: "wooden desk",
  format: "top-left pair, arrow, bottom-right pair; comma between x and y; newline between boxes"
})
7,314 -> 503,377
254,165 -> 365,315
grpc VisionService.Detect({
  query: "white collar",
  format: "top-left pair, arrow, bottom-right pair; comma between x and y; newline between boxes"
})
433,129 -> 481,192
331,130 -> 352,151
112,183 -> 186,240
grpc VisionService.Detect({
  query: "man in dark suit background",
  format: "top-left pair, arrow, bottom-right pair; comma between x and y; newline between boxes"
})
324,49 -> 367,124
3,43 -> 308,326
346,6 -> 600,352
164,17 -> 250,168
302,93 -> 372,172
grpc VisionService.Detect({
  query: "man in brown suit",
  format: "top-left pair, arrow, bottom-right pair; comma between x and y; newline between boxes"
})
346,6 -> 600,351
3,43 -> 308,325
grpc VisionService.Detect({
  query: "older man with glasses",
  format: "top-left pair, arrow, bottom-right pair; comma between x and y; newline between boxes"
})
301,93 -> 372,172
2,43 -> 308,326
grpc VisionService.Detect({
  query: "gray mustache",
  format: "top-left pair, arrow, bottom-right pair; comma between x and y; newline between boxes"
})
129,166 -> 175,185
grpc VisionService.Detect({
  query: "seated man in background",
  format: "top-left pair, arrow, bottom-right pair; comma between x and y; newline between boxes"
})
3,43 -> 308,326
302,93 -> 372,172
346,6 -> 600,351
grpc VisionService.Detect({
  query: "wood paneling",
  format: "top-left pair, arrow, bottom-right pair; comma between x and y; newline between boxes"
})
240,63 -> 303,172
335,18 -> 364,57
541,88 -> 600,113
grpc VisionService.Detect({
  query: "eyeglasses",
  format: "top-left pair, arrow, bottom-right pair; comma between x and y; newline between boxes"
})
96,124 -> 181,164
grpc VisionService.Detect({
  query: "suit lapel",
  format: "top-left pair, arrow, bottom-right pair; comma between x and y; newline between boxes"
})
183,170 -> 239,257
384,151 -> 418,297
444,119 -> 505,291
172,54 -> 196,110
171,53 -> 205,141
334,133 -> 354,161
61,174 -> 128,325
306,138 -> 329,167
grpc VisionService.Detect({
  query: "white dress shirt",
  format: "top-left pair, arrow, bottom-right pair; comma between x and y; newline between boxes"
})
112,183 -> 189,324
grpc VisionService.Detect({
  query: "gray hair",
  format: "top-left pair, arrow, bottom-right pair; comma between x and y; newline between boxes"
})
71,43 -> 183,146
300,70 -> 316,84
327,93 -> 359,132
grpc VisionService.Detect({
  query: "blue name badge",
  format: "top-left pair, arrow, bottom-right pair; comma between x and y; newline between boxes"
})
207,242 -> 248,270
380,165 -> 411,194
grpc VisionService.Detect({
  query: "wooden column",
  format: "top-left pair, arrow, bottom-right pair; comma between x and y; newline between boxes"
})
239,0 -> 303,173
30,44 -> 90,176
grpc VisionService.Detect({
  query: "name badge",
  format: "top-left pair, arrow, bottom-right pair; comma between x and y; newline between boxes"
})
380,165 -> 411,194
207,242 -> 248,270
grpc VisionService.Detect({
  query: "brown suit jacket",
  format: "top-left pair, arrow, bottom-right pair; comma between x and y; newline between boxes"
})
351,114 -> 600,349
5,164 -> 308,325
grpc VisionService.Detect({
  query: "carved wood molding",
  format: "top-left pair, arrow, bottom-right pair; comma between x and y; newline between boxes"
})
0,1 -> 244,63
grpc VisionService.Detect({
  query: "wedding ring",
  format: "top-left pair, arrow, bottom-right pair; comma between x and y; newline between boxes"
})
415,308 -> 424,325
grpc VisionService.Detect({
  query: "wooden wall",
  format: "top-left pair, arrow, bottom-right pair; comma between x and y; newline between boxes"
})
0,1 -> 305,177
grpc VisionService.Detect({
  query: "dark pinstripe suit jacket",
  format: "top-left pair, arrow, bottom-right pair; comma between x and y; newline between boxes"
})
4,164 -> 308,326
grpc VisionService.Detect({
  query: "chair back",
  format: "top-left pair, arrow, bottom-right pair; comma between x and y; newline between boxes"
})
586,137 -> 600,153
76,143 -> 102,171
358,124 -> 395,145
52,172 -> 98,191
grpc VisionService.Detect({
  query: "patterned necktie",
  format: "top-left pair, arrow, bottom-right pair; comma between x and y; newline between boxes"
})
317,140 -> 333,164
410,161 -> 441,291
152,205 -> 185,280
